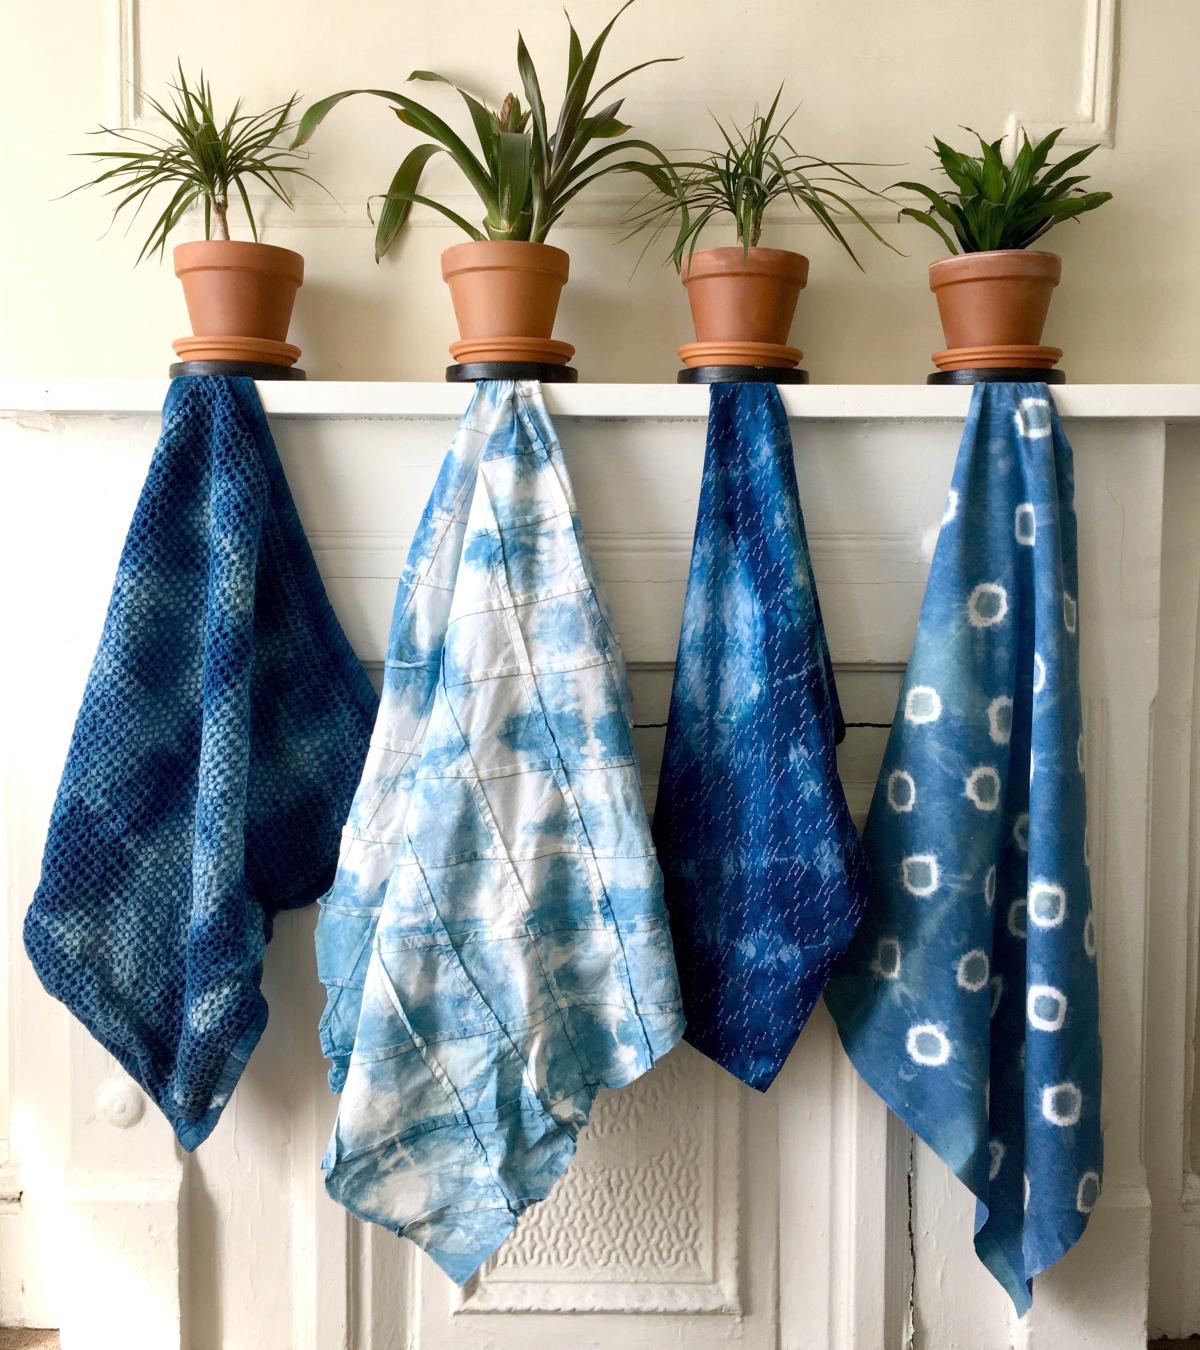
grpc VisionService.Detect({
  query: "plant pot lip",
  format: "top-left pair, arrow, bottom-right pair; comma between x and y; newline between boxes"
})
680,245 -> 809,284
929,248 -> 1061,289
173,238 -> 304,279
441,239 -> 570,280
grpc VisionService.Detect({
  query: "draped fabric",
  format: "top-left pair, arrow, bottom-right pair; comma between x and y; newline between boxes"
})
317,380 -> 684,1283
25,376 -> 378,1149
653,382 -> 869,1090
825,383 -> 1101,1313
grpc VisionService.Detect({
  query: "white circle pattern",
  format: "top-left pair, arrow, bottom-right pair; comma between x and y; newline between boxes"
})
968,582 -> 1009,629
906,1023 -> 951,1067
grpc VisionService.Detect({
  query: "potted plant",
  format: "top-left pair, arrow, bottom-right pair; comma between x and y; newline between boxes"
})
292,1 -> 676,368
624,88 -> 897,370
896,128 -> 1112,373
71,63 -> 320,370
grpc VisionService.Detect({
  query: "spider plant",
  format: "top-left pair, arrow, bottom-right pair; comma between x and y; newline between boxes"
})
69,62 -> 320,262
624,87 -> 898,271
291,0 -> 677,258
897,127 -> 1112,254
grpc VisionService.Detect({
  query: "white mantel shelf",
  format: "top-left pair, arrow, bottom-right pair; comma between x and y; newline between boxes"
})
3,379 -> 1200,421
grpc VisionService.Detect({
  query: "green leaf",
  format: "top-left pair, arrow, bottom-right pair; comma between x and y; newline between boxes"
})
372,142 -> 443,258
492,130 -> 533,236
899,206 -> 959,254
371,188 -> 484,240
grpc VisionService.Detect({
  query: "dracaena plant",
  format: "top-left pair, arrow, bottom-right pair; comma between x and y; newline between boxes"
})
897,127 -> 1113,254
624,87 -> 898,271
291,0 -> 677,257
68,62 -> 321,263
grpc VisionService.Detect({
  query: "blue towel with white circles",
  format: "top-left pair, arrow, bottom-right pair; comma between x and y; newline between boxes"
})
825,382 -> 1101,1313
653,382 -> 870,1090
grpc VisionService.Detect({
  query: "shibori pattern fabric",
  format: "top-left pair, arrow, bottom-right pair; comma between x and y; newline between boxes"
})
825,383 -> 1101,1313
317,379 -> 684,1284
652,381 -> 870,1091
24,376 -> 378,1151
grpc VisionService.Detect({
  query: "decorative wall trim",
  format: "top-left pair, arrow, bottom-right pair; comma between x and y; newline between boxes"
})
1005,0 -> 1119,149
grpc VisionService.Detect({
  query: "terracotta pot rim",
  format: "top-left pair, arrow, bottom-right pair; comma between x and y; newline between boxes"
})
441,239 -> 570,282
173,239 -> 303,281
681,245 -> 809,284
929,248 -> 1061,291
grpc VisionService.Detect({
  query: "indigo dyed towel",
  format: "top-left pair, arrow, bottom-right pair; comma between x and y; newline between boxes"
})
24,376 -> 378,1151
317,380 -> 684,1283
652,381 -> 869,1091
825,384 -> 1101,1313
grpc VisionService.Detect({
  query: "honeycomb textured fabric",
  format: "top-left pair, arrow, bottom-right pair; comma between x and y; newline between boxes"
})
24,376 -> 378,1151
825,383 -> 1102,1313
316,380 -> 684,1284
652,381 -> 870,1091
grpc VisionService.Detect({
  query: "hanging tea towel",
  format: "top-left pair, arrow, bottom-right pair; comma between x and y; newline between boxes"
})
24,376 -> 378,1150
652,381 -> 869,1091
317,380 -> 684,1284
825,383 -> 1101,1313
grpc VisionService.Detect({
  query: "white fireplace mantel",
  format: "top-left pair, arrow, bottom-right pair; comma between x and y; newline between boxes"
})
1,382 -> 1197,1350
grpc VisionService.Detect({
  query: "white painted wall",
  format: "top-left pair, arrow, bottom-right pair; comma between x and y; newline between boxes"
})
1,383 -> 1194,1348
1,0 -> 1197,384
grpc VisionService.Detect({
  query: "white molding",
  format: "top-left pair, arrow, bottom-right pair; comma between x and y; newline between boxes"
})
1005,0 -> 1119,150
8,381 -> 1200,422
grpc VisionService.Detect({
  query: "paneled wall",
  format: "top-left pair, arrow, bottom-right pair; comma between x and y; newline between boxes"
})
2,385 -> 1194,1348
1,0 -> 1199,384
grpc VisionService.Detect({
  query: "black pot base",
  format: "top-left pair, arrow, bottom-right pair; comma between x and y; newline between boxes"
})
677,366 -> 810,385
169,360 -> 306,381
446,362 -> 578,383
927,367 -> 1065,386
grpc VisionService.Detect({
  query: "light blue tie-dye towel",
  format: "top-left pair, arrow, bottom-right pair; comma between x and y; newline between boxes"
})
653,382 -> 869,1090
316,380 -> 685,1283
825,383 -> 1101,1313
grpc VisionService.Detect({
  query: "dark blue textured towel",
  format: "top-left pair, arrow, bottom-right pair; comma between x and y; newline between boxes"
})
24,376 -> 378,1150
652,382 -> 870,1090
825,384 -> 1101,1312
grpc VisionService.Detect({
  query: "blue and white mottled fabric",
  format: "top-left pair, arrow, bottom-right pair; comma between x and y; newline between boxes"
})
825,383 -> 1101,1313
317,380 -> 684,1283
24,376 -> 378,1150
652,382 -> 869,1091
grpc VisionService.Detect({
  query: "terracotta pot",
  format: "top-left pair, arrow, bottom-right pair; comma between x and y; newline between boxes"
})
441,240 -> 573,365
173,240 -> 304,368
929,249 -> 1062,371
679,246 -> 809,368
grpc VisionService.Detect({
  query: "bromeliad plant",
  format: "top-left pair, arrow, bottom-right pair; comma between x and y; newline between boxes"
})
292,0 -> 676,257
898,128 -> 1113,377
292,1 -> 676,368
896,127 -> 1112,255
623,88 -> 897,371
69,62 -> 317,370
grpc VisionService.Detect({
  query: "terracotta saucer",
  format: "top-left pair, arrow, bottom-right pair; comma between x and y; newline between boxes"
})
172,335 -> 301,367
932,343 -> 1062,372
449,336 -> 575,366
678,340 -> 804,370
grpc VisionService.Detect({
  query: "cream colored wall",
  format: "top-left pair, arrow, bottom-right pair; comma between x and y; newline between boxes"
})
1,0 -> 1195,383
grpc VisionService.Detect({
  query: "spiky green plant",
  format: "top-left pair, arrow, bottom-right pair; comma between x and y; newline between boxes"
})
623,87 -> 897,271
68,62 -> 320,262
897,127 -> 1112,254
292,0 -> 678,258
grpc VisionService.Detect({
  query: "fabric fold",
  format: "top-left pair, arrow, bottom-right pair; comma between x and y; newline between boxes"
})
317,379 -> 684,1283
652,381 -> 869,1091
24,375 -> 378,1150
825,382 -> 1101,1313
